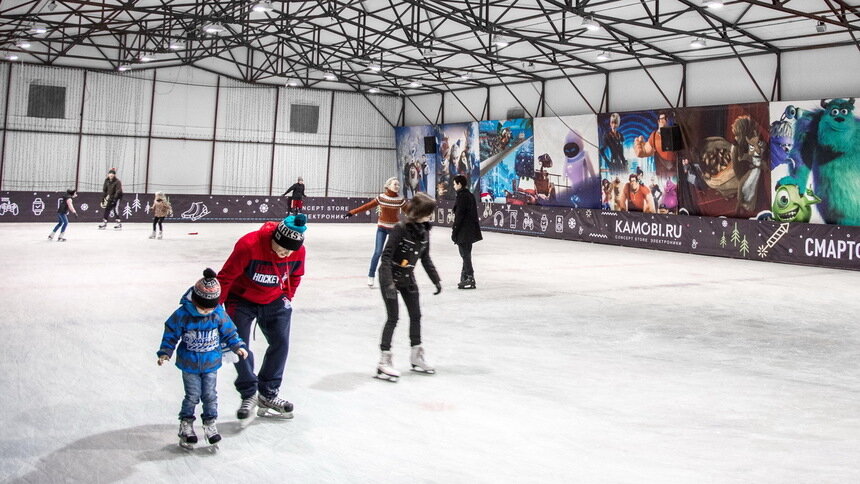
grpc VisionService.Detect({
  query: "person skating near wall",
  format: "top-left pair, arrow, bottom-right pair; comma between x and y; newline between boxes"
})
344,177 -> 406,288
216,214 -> 307,420
156,268 -> 248,450
48,189 -> 78,242
98,168 -> 123,230
150,192 -> 173,240
451,175 -> 482,289
375,192 -> 441,382
281,177 -> 306,215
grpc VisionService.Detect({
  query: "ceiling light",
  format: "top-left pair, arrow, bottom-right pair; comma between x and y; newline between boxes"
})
47,1 -> 57,11
420,47 -> 439,58
29,24 -> 48,35
285,79 -> 299,87
323,72 -> 337,81
203,23 -> 226,35
4,53 -> 19,61
523,61 -> 535,71
367,63 -> 381,72
690,37 -> 706,49
491,34 -> 510,48
138,52 -> 154,62
117,64 -> 132,72
15,39 -> 31,49
459,73 -> 472,81
408,81 -> 422,88
704,0 -> 724,8
581,16 -> 600,31
168,40 -> 185,50
596,50 -> 611,61
252,0 -> 273,13
816,21 -> 827,33
368,87 -> 379,93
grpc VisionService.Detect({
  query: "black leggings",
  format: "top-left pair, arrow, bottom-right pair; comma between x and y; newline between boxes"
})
380,285 -> 421,351
152,217 -> 165,231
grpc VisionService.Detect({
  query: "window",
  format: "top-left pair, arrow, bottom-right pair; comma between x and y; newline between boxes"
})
28,85 -> 66,119
290,104 -> 319,133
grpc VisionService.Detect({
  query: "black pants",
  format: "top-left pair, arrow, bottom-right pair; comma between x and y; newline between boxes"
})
380,284 -> 421,351
102,199 -> 119,221
152,217 -> 165,231
458,242 -> 474,279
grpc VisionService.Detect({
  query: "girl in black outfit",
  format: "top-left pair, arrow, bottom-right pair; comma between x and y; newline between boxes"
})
375,192 -> 441,382
451,175 -> 483,289
48,189 -> 78,241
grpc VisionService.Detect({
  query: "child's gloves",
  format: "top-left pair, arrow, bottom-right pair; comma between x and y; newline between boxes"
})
157,355 -> 169,366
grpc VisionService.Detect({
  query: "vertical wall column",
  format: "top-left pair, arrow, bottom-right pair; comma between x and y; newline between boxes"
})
144,71 -> 157,193
0,65 -> 12,191
324,90 -> 335,197
73,71 -> 88,190
208,76 -> 221,195
268,87 -> 280,196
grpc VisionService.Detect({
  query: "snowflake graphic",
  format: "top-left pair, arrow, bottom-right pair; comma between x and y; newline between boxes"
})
585,210 -> 592,218
259,203 -> 269,213
757,245 -> 768,258
568,218 -> 576,229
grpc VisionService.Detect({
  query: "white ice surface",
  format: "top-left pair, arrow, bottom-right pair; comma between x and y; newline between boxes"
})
0,222 -> 858,483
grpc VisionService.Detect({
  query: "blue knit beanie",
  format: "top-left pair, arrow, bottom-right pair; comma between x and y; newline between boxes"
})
273,213 -> 308,250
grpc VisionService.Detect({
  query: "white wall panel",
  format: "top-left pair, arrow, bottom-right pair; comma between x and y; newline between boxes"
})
0,64 -> 8,124
489,82 -> 542,121
276,87 -> 332,146
216,78 -> 276,142
77,135 -> 148,193
83,71 -> 153,136
544,75 -> 606,117
271,145 -> 328,197
148,139 -> 212,194
442,88 -> 485,124
607,64 -> 684,112
1,131 -> 77,190
330,92 -> 398,148
151,69 -> 217,139
327,147 -> 394,197
686,56 -> 776,107
7,64 -> 84,133
211,142 -> 272,195
404,93 -> 441,126
781,46 -> 860,101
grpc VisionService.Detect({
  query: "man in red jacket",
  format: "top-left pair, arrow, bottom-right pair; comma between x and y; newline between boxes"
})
217,214 -> 308,420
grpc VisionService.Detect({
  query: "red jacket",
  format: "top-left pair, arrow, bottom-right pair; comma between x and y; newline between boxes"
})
217,222 -> 305,304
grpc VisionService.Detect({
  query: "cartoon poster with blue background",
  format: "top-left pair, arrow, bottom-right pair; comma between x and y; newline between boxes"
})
434,122 -> 479,200
394,125 -> 437,199
479,118 -> 534,204
532,115 -> 601,208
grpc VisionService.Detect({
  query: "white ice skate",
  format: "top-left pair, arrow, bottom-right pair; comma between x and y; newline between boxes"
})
157,231 -> 163,239
97,222 -> 107,230
375,350 -> 400,382
148,231 -> 156,239
410,345 -> 435,374
113,222 -> 122,230
178,418 -> 197,450
202,420 -> 221,450
257,394 -> 294,419
367,276 -> 375,288
236,395 -> 257,420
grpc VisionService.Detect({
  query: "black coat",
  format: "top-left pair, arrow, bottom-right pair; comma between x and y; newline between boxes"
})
378,221 -> 440,289
451,188 -> 483,245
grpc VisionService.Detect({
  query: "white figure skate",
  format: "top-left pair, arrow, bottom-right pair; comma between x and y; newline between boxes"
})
410,345 -> 435,374
375,350 -> 400,382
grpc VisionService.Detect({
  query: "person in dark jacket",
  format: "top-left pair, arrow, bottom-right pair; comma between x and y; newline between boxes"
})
48,189 -> 78,242
98,168 -> 123,230
281,177 -> 305,214
375,192 -> 441,382
451,175 -> 483,289
157,268 -> 248,449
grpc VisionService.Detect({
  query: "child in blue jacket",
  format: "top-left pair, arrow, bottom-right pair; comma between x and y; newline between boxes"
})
157,268 -> 248,449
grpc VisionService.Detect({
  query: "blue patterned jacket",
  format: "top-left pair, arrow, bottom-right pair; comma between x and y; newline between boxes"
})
157,288 -> 245,374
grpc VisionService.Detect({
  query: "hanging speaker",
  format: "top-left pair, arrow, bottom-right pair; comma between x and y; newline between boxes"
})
660,125 -> 684,151
424,136 -> 437,154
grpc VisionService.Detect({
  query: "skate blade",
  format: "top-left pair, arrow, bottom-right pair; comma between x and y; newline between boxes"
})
256,407 -> 294,419
179,441 -> 195,450
374,373 -> 399,382
411,367 -> 436,375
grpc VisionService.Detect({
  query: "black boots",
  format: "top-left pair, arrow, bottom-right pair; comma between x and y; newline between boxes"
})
457,275 -> 476,290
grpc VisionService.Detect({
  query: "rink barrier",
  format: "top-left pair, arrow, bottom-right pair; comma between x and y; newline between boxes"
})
5,190 -> 858,271
432,199 -> 860,272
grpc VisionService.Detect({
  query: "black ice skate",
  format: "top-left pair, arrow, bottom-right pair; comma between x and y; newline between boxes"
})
257,394 -> 294,418
202,420 -> 221,449
236,395 -> 257,420
410,345 -> 435,374
97,222 -> 107,230
457,275 -> 476,290
178,418 -> 198,450
113,222 -> 122,230
375,350 -> 400,382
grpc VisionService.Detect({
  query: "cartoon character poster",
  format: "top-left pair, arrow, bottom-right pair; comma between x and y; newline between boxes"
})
394,125 -> 436,199
479,118 -> 534,204
533,115 -> 601,208
435,122 -> 479,200
673,103 -> 770,218
768,98 -> 860,226
597,110 -> 680,213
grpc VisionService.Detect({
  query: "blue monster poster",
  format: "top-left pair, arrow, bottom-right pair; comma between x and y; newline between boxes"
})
435,122 -> 479,200
532,115 -> 601,208
479,118 -> 534,204
394,125 -> 436,199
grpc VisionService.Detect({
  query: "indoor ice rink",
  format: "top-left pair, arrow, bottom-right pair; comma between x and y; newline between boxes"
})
3,1 -> 860,483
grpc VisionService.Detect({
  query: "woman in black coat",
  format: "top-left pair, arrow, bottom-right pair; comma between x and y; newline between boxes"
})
451,175 -> 483,289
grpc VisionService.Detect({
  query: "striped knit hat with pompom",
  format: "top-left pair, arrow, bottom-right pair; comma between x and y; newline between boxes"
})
191,268 -> 221,309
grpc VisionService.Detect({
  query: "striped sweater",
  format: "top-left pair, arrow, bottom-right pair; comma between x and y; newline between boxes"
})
348,189 -> 405,229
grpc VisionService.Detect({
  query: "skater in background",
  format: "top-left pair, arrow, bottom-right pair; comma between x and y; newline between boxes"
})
217,214 -> 308,420
451,175 -> 482,289
150,192 -> 173,240
344,177 -> 406,288
98,168 -> 123,230
156,268 -> 248,449
48,189 -> 78,242
281,177 -> 306,215
375,192 -> 441,382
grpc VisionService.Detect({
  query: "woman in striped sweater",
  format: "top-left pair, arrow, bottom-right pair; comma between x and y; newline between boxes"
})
345,177 -> 406,287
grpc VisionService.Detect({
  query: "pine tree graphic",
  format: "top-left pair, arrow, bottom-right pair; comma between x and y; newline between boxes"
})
730,223 -> 741,247
132,194 -> 141,211
144,201 -> 151,214
739,235 -> 750,256
719,232 -> 727,248
122,203 -> 132,219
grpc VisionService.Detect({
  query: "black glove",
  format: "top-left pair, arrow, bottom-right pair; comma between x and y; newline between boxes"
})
344,212 -> 354,218
433,282 -> 442,295
383,285 -> 397,299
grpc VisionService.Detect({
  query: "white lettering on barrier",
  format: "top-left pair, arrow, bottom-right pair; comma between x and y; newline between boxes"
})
615,220 -> 683,239
805,238 -> 860,260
